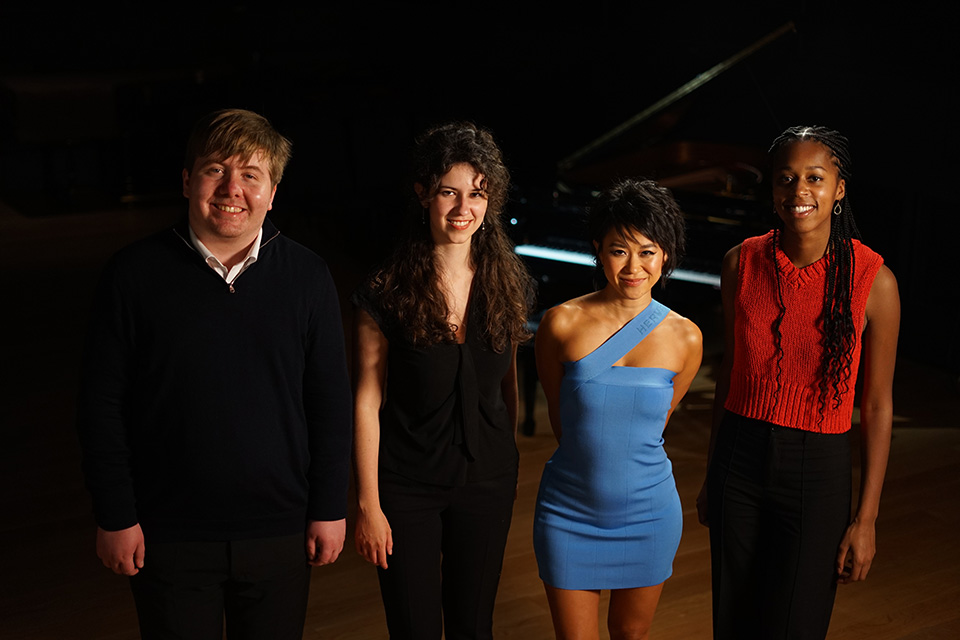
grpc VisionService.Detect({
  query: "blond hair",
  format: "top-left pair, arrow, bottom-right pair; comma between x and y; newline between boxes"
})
184,109 -> 292,185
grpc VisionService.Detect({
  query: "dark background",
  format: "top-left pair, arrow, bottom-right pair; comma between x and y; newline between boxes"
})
2,3 -> 957,366
0,4 -> 958,636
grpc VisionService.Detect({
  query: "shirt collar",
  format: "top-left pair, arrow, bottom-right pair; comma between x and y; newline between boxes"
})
188,226 -> 263,282
188,226 -> 262,266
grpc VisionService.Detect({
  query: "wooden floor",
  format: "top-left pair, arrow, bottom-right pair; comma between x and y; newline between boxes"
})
1,204 -> 958,639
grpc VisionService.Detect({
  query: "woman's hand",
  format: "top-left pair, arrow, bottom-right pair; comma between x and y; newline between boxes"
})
836,517 -> 876,583
355,504 -> 393,569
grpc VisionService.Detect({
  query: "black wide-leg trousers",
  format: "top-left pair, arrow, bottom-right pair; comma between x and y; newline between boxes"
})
376,470 -> 516,640
707,412 -> 851,640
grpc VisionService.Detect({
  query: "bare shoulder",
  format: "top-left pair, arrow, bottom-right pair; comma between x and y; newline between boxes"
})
866,264 -> 900,322
722,244 -> 742,273
870,264 -> 899,299
644,309 -> 703,376
540,293 -> 600,337
661,310 -> 703,349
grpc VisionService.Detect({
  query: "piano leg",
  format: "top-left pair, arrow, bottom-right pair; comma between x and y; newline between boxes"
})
520,341 -> 538,436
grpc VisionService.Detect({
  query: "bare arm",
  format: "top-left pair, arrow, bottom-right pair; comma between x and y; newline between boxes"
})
352,309 -> 393,569
836,265 -> 900,583
698,245 -> 740,525
535,308 -> 566,442
664,318 -> 703,425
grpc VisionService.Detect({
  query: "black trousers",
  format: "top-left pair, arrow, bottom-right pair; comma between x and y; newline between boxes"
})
129,533 -> 311,640
707,412 -> 851,640
376,470 -> 516,640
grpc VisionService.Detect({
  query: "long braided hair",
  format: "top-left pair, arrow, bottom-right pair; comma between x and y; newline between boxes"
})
768,126 -> 861,428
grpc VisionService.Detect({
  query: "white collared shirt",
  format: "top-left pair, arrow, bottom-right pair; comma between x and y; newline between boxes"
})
188,226 -> 263,285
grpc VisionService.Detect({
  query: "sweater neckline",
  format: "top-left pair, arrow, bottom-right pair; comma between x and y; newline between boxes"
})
771,230 -> 827,288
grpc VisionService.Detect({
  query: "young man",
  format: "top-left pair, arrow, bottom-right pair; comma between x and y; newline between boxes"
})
77,109 -> 352,639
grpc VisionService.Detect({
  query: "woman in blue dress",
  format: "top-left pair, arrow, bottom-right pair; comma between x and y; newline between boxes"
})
534,178 -> 703,639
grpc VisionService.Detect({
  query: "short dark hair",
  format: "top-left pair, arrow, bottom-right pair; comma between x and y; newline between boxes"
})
184,109 -> 292,186
588,178 -> 686,283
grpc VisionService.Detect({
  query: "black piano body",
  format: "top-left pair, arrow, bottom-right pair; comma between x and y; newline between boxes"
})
511,24 -> 796,434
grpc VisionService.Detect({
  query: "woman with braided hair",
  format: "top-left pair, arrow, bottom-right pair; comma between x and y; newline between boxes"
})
699,126 -> 900,639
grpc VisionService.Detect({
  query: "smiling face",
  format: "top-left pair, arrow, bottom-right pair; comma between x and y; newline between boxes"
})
418,163 -> 488,248
772,140 -> 846,240
595,226 -> 666,302
183,151 -> 277,252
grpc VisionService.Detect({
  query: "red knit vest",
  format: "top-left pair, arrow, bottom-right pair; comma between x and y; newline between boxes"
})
725,231 -> 884,433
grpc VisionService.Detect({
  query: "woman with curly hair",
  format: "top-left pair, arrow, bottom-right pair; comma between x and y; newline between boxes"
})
700,126 -> 901,640
533,178 -> 703,639
352,122 -> 533,639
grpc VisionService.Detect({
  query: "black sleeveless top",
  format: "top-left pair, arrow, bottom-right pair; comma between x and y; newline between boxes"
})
352,284 -> 518,486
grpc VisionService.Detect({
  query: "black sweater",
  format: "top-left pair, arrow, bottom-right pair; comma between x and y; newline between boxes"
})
77,219 -> 352,541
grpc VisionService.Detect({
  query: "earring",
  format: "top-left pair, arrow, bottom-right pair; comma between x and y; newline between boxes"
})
422,208 -> 427,225
834,202 -> 842,216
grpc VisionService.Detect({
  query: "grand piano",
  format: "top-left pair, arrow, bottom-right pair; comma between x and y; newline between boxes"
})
512,23 -> 795,434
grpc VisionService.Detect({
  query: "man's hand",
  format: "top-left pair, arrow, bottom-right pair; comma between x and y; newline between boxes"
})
306,519 -> 346,566
96,524 -> 145,576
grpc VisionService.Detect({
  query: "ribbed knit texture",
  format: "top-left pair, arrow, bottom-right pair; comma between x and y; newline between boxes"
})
725,231 -> 883,433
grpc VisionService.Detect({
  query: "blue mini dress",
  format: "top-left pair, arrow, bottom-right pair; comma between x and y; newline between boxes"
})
533,300 -> 682,590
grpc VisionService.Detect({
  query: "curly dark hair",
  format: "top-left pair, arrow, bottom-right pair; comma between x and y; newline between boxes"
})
768,125 -> 860,428
587,178 -> 686,288
367,122 -> 532,352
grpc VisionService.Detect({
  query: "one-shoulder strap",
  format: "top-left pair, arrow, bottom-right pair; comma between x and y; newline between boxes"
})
574,299 -> 670,382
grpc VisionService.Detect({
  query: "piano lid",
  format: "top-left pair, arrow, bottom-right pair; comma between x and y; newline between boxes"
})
511,22 -> 799,302
556,21 -> 796,201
